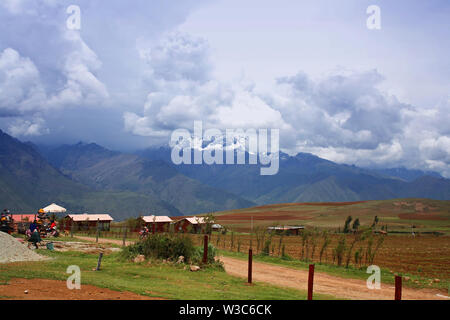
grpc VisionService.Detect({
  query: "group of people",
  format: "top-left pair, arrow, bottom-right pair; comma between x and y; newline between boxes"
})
0,208 -> 60,249
0,209 -> 13,234
26,209 -> 60,249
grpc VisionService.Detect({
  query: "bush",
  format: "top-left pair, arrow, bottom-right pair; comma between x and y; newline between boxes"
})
119,234 -> 195,262
119,234 -> 222,268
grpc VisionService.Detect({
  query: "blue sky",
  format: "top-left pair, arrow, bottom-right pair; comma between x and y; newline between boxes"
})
0,0 -> 449,176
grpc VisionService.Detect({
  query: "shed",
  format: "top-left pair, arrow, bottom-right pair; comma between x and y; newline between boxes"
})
139,215 -> 173,233
65,213 -> 114,231
267,225 -> 304,236
174,216 -> 207,233
212,223 -> 223,232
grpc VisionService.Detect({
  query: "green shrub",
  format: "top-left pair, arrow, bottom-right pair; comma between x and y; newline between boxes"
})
119,234 -> 195,262
119,234 -> 222,268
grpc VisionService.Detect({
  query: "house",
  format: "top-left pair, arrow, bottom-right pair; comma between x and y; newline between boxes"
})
11,214 -> 36,222
10,214 -> 36,234
174,216 -> 207,233
267,225 -> 304,236
212,223 -> 224,232
65,213 -> 114,231
139,215 -> 173,233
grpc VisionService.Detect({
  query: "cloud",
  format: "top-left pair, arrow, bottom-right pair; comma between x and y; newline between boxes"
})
0,2 -> 448,177
126,31 -> 449,177
138,31 -> 211,83
0,48 -> 47,117
274,70 -> 409,150
125,32 -> 287,139
7,116 -> 49,137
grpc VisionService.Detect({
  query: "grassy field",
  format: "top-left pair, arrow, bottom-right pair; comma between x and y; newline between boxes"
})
212,198 -> 450,234
0,249 -> 335,300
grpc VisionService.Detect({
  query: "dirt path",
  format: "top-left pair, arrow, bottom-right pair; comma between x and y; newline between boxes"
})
74,236 -> 448,300
220,256 -> 448,300
0,278 -> 161,300
75,235 -> 134,246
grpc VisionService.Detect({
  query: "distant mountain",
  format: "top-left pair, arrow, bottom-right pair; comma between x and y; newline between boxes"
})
138,146 -> 450,203
367,167 -> 442,182
0,130 -> 183,220
39,142 -> 255,215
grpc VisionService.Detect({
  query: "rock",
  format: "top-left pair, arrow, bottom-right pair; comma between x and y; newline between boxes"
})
433,278 -> 440,283
190,265 -> 200,272
24,290 -> 28,294
404,276 -> 410,281
177,256 -> 185,264
162,259 -> 167,264
133,255 -> 145,263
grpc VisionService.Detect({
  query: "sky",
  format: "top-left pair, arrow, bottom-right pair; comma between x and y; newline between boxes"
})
0,0 -> 449,176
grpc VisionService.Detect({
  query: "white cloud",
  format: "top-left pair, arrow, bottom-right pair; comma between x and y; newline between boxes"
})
0,48 -> 47,116
139,31 -> 211,83
7,116 -> 49,136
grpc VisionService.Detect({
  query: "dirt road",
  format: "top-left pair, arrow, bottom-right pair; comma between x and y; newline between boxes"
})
74,236 -> 448,300
220,256 -> 448,300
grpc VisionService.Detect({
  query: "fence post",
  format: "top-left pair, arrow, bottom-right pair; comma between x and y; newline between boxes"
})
122,227 -> 127,246
395,276 -> 402,300
308,264 -> 315,300
96,218 -> 100,243
202,235 -> 208,264
95,252 -> 103,271
248,249 -> 253,284
70,223 -> 74,238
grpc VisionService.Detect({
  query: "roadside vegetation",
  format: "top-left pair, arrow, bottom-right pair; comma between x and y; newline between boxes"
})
0,248 -> 334,300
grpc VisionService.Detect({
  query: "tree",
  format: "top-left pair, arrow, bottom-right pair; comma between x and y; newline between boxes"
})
203,213 -> 216,235
343,216 -> 353,233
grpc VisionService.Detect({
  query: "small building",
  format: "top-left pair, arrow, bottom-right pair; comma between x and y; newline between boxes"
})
65,213 -> 114,231
139,215 -> 173,233
267,225 -> 304,236
174,216 -> 207,233
212,223 -> 224,232
10,214 -> 36,234
11,214 -> 36,222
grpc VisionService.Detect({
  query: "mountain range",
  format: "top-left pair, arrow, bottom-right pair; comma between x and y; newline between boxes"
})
0,129 -> 449,220
138,146 -> 450,203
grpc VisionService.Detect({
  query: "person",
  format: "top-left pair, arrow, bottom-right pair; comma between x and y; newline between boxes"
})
29,220 -> 37,233
37,208 -> 47,220
139,225 -> 149,239
28,228 -> 41,249
47,220 -> 58,237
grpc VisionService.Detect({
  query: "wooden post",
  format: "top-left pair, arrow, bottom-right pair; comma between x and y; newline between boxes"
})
395,276 -> 402,300
202,235 -> 208,264
96,218 -> 100,243
308,264 -> 315,300
95,252 -> 103,271
70,222 -> 74,238
248,249 -> 253,284
122,227 -> 127,246
153,223 -> 156,234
